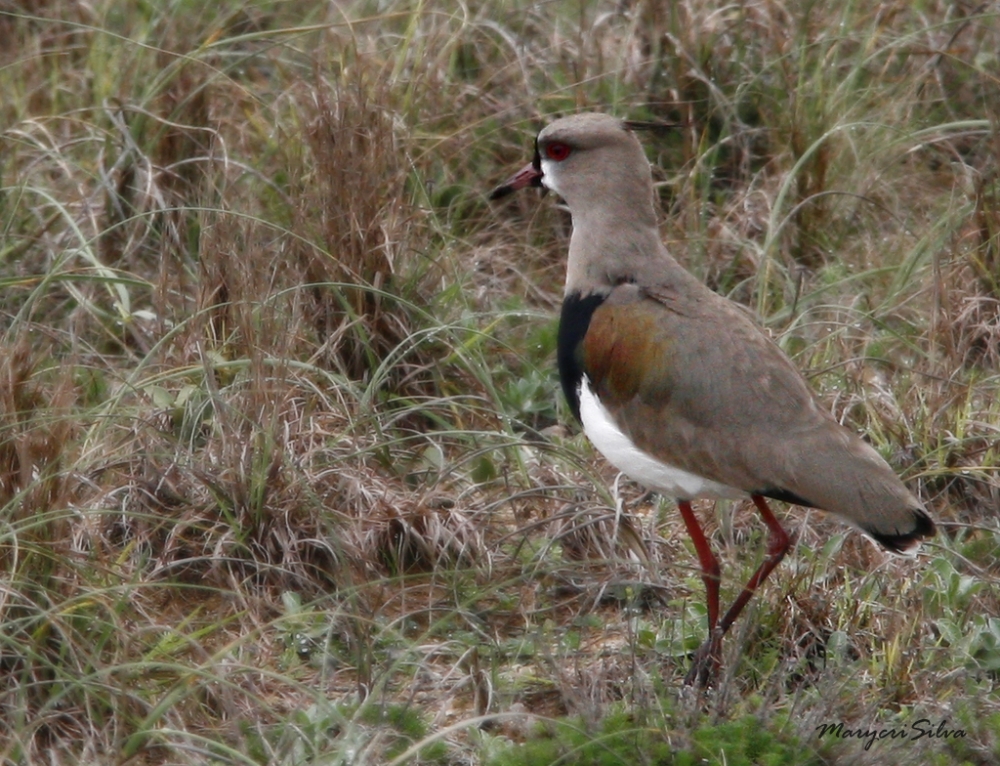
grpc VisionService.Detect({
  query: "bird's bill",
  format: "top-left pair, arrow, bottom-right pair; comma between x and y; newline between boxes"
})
489,162 -> 544,200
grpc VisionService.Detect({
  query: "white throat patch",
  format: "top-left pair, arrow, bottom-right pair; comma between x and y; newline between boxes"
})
540,158 -> 563,197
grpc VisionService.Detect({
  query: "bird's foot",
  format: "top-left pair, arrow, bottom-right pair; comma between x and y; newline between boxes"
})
684,632 -> 723,688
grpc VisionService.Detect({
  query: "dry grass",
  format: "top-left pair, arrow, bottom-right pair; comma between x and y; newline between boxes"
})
1,0 -> 999,764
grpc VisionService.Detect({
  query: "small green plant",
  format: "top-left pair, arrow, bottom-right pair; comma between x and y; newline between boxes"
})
484,710 -> 817,766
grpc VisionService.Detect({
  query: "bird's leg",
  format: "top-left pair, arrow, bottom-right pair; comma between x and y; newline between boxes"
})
677,500 -> 720,631
677,501 -> 723,687
717,494 -> 790,636
682,495 -> 791,687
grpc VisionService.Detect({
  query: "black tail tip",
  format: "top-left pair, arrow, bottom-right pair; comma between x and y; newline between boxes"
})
868,509 -> 936,554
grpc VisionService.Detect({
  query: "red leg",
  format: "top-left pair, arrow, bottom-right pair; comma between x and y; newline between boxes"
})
718,495 -> 791,635
677,501 -> 720,632
683,495 -> 790,687
678,500 -> 723,687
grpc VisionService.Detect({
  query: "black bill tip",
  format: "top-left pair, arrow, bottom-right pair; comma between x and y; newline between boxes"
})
489,184 -> 516,201
487,161 -> 544,202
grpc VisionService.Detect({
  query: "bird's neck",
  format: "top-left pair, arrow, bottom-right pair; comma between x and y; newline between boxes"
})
564,204 -> 683,295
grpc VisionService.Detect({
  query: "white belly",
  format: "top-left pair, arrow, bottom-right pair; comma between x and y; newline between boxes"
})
578,377 -> 745,501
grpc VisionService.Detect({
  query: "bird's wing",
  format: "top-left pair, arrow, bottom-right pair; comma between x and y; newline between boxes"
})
579,283 -> 931,549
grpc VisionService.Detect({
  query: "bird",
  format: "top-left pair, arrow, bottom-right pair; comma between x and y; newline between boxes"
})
489,113 -> 935,686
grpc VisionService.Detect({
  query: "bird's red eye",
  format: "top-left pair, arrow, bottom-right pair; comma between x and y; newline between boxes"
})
545,142 -> 572,162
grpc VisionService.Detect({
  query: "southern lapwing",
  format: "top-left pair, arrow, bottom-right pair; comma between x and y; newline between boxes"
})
490,113 -> 935,686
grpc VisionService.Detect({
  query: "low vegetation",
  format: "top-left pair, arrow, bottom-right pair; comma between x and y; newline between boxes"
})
1,0 -> 998,763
